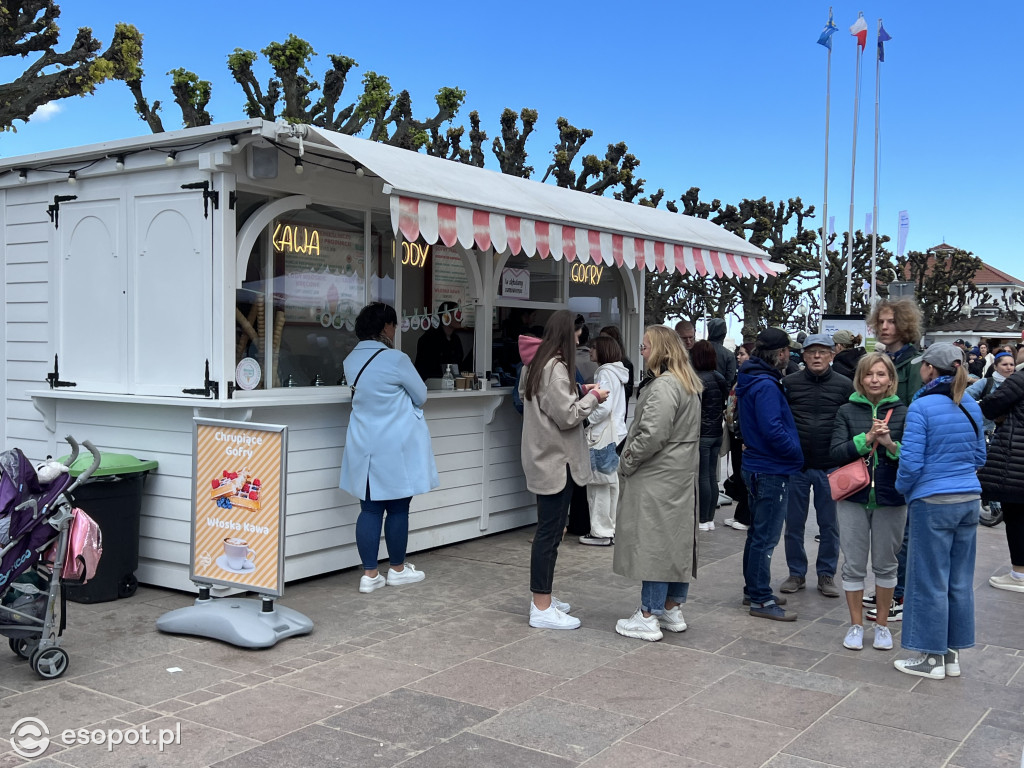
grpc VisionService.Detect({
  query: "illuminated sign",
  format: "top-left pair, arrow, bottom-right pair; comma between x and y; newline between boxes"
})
273,223 -> 320,256
390,241 -> 430,268
571,263 -> 604,285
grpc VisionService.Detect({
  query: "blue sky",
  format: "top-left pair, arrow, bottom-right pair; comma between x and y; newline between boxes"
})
2,1 -> 1021,279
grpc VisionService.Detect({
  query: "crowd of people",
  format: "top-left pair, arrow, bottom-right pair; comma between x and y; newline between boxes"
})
338,299 -> 1024,683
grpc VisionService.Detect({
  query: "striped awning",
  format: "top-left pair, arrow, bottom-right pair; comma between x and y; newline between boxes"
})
308,127 -> 783,279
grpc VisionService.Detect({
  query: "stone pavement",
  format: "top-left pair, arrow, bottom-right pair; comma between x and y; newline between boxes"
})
1,519 -> 1022,768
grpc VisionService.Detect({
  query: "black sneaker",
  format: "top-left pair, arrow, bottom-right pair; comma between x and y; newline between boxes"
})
862,593 -> 877,607
866,598 -> 903,623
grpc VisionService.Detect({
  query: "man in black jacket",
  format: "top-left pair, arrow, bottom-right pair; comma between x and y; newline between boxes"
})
707,318 -> 737,385
780,333 -> 854,598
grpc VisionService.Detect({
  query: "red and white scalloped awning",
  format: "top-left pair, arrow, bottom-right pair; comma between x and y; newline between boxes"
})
390,195 -> 778,278
308,126 -> 783,279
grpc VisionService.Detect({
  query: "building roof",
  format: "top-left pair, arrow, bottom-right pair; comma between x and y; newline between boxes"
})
902,248 -> 1024,287
926,317 -> 1023,334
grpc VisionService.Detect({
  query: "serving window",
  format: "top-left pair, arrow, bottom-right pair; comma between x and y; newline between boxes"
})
236,203 -> 366,389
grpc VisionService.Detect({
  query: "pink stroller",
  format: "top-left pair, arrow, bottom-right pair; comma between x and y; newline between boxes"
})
0,436 -> 101,679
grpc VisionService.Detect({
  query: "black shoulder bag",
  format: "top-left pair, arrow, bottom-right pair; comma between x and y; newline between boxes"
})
350,348 -> 386,397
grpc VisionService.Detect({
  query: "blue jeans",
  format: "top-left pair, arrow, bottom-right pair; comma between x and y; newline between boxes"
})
742,470 -> 790,606
785,468 -> 840,578
355,497 -> 412,571
901,498 -> 979,654
641,581 -> 689,616
698,435 -> 723,523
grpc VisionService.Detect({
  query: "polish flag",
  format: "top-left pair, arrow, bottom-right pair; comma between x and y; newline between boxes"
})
850,14 -> 868,49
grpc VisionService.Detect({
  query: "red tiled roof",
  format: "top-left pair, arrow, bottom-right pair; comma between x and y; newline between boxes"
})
901,252 -> 1024,287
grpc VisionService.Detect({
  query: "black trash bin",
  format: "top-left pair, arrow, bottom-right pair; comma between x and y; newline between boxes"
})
58,452 -> 158,603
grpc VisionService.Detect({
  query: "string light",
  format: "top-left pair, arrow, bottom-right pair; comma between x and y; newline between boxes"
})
294,157 -> 304,175
114,155 -> 125,171
354,163 -> 365,178
67,170 -> 77,185
17,169 -> 27,184
165,151 -> 177,166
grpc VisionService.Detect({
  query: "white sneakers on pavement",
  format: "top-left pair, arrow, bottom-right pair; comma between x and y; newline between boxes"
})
723,518 -> 749,531
386,564 -> 425,586
358,574 -> 386,593
658,605 -> 688,633
530,600 -> 580,630
615,609 -> 663,641
843,624 -> 864,650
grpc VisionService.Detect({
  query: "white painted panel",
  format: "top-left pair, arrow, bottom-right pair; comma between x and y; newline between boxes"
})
5,262 -> 48,283
4,198 -> 50,225
5,221 -> 51,246
58,199 -> 127,392
6,323 -> 47,343
5,302 -> 48,323
5,243 -> 49,264
132,194 -> 212,396
6,340 -> 49,364
6,283 -> 48,303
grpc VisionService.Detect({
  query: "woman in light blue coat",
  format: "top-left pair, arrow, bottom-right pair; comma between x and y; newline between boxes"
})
340,303 -> 439,594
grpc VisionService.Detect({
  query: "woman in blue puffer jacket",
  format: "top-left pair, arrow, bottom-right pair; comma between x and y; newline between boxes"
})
893,343 -> 986,681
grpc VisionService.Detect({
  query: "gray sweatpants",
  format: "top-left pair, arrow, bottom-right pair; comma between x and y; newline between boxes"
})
836,500 -> 908,592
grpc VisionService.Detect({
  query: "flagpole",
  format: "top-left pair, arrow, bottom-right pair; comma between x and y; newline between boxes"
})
870,18 -> 883,306
845,29 -> 863,315
819,13 -> 833,331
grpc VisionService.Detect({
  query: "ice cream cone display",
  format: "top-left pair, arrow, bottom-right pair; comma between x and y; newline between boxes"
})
401,313 -> 410,332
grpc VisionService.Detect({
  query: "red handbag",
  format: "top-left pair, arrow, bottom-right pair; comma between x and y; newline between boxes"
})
828,409 -> 892,502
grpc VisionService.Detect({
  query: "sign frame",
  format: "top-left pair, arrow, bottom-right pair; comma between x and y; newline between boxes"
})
190,418 -> 288,596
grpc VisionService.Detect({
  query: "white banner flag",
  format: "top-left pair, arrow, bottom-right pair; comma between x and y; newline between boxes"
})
829,216 -> 836,236
897,210 -> 909,257
865,213 -> 873,235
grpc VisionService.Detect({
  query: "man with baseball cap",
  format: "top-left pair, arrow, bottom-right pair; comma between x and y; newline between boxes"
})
781,333 -> 854,599
735,327 -> 804,621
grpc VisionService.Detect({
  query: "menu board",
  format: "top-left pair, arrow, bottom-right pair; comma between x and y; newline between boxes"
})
277,220 -> 364,325
190,420 -> 287,596
432,245 -> 475,326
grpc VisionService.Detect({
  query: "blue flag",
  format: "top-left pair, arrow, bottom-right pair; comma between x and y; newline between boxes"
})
878,23 -> 892,62
818,9 -> 839,50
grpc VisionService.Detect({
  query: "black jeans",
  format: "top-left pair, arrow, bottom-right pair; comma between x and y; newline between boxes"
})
530,466 -> 574,594
1004,502 -> 1024,567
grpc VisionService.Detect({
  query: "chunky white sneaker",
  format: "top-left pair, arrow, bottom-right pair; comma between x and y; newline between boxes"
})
386,564 -> 425,586
843,624 -> 864,650
551,596 -> 571,613
530,602 -> 581,630
706,521 -> 715,531
659,605 -> 688,633
698,522 -> 711,532
873,625 -> 893,650
894,653 -> 945,679
723,518 -> 749,531
359,574 -> 386,593
615,609 -> 663,641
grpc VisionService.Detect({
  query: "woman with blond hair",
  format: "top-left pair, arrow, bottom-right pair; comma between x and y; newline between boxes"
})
613,325 -> 703,641
893,343 -> 986,679
830,353 -> 907,651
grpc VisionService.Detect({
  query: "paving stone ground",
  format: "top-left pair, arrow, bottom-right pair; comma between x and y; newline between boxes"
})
2,515 -> 1022,767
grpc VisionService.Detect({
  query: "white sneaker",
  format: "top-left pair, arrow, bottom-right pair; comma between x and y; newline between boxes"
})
873,625 -> 893,650
551,596 -> 571,613
707,521 -> 715,531
359,574 -> 386,593
530,601 -> 580,630
386,564 -> 425,586
724,518 -> 750,531
659,605 -> 688,633
989,572 -> 1024,592
698,522 -> 710,532
615,609 -> 663,641
843,624 -> 864,650
894,653 -> 945,679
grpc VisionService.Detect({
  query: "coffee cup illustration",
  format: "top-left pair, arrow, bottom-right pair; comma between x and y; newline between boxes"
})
223,537 -> 255,570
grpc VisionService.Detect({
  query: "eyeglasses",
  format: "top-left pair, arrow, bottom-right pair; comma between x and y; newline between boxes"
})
640,344 -> 650,352
804,349 -> 832,358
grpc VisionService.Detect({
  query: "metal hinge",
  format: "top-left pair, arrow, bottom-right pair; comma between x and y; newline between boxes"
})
182,359 -> 219,398
180,181 -> 219,219
46,195 -> 78,229
46,354 -> 76,389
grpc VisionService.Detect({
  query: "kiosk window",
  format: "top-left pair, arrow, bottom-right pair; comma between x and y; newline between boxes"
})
236,204 -> 365,389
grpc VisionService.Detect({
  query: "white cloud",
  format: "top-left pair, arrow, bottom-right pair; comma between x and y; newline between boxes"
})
32,102 -> 63,122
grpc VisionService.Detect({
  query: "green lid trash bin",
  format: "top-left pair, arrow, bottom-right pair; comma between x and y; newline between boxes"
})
57,452 -> 158,603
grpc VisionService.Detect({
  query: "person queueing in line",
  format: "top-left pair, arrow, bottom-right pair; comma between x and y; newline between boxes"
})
967,350 -> 1016,526
722,343 -> 755,531
893,342 -> 986,680
340,303 -> 439,594
830,353 -> 907,651
978,364 -> 1024,592
691,340 -> 729,532
519,310 -> 607,629
735,328 -> 804,621
613,326 -> 702,641
865,298 -> 923,624
580,336 -> 629,546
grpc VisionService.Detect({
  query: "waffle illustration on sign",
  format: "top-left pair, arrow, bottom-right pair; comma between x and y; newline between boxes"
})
210,469 -> 262,511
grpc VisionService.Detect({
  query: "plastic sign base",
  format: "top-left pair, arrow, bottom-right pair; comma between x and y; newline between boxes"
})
155,596 -> 313,649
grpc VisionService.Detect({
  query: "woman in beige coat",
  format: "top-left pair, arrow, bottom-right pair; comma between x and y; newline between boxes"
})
520,310 -> 608,630
613,325 -> 702,641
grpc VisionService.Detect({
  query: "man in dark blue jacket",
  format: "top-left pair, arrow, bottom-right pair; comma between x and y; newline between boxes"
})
781,333 -> 854,599
736,328 -> 804,621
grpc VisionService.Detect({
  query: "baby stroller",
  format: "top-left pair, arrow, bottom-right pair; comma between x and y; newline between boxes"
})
0,436 -> 101,679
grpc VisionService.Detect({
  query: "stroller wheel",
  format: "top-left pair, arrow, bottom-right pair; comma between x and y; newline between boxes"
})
9,637 -> 34,659
30,646 -> 69,679
118,573 -> 138,599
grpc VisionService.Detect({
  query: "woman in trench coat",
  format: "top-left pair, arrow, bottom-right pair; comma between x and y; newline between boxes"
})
613,324 -> 703,641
